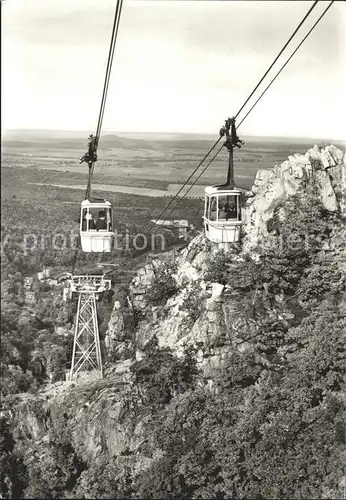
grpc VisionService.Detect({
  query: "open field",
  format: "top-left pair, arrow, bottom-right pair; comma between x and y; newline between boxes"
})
3,130 -> 343,197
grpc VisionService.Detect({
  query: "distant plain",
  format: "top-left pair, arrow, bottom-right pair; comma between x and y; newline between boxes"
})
3,130 -> 343,202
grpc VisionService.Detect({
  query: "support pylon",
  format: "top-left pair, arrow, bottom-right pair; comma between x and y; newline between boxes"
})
68,275 -> 111,381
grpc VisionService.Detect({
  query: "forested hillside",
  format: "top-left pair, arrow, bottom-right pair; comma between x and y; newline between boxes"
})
1,171 -> 191,397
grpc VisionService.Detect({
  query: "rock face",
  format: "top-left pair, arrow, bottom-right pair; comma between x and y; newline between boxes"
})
100,144 -> 346,379
104,300 -> 134,360
175,233 -> 237,285
4,373 -> 140,468
243,144 -> 346,250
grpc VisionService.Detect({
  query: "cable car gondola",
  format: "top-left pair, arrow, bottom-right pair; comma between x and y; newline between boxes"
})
78,135 -> 114,253
204,186 -> 243,244
203,118 -> 244,244
80,198 -> 113,253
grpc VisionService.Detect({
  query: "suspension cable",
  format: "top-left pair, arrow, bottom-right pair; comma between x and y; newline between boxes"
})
147,1 -> 320,231
96,0 -> 123,140
234,0 -> 318,119
237,0 -> 334,128
110,1 -> 334,283
86,0 -> 124,199
165,145 -> 224,217
161,0 -> 334,218
147,136 -> 222,232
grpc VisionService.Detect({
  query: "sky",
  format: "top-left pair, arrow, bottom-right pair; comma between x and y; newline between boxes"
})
2,0 -> 345,139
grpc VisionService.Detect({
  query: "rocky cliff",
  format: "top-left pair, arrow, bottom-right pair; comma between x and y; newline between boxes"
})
104,144 -> 345,376
243,144 -> 345,249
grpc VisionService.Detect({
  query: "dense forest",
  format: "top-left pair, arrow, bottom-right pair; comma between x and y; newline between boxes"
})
1,168 -> 202,398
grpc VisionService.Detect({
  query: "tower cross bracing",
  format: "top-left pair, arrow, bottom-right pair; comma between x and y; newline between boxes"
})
68,275 -> 111,381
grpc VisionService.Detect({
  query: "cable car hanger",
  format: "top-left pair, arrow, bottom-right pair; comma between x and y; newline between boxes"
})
202,118 -> 244,244
217,117 -> 244,190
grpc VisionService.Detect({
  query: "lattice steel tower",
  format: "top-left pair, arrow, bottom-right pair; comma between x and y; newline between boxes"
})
68,275 -> 111,381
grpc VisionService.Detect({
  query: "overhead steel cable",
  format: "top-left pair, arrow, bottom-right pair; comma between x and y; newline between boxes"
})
109,0 -> 335,286
96,0 -> 123,140
162,0 -> 334,218
86,0 -> 124,199
147,1 -> 320,231
111,0 -> 334,282
237,0 -> 334,128
166,144 -> 224,216
234,0 -> 319,120
147,135 -> 223,232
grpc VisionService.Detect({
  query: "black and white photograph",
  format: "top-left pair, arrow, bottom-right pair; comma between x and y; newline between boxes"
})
1,0 -> 345,498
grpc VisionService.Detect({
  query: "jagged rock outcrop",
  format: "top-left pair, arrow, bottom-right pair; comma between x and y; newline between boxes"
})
104,144 -> 345,378
243,144 -> 346,249
4,367 -> 141,466
104,296 -> 135,361
104,301 -> 126,357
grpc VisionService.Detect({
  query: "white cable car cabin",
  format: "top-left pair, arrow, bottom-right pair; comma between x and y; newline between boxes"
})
80,199 -> 114,252
203,186 -> 242,243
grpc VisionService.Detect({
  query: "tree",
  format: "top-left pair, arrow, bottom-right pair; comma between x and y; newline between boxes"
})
146,263 -> 178,306
0,417 -> 27,499
131,337 -> 197,410
297,257 -> 345,307
204,249 -> 232,285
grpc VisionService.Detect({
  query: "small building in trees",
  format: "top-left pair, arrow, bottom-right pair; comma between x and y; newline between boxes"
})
38,268 -> 51,282
24,277 -> 34,290
25,291 -> 36,304
151,219 -> 191,239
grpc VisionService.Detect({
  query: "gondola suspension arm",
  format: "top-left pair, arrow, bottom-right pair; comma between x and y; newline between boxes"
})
219,117 -> 244,188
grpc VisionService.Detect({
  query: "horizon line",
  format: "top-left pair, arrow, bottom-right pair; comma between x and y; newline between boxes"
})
2,128 -> 345,143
